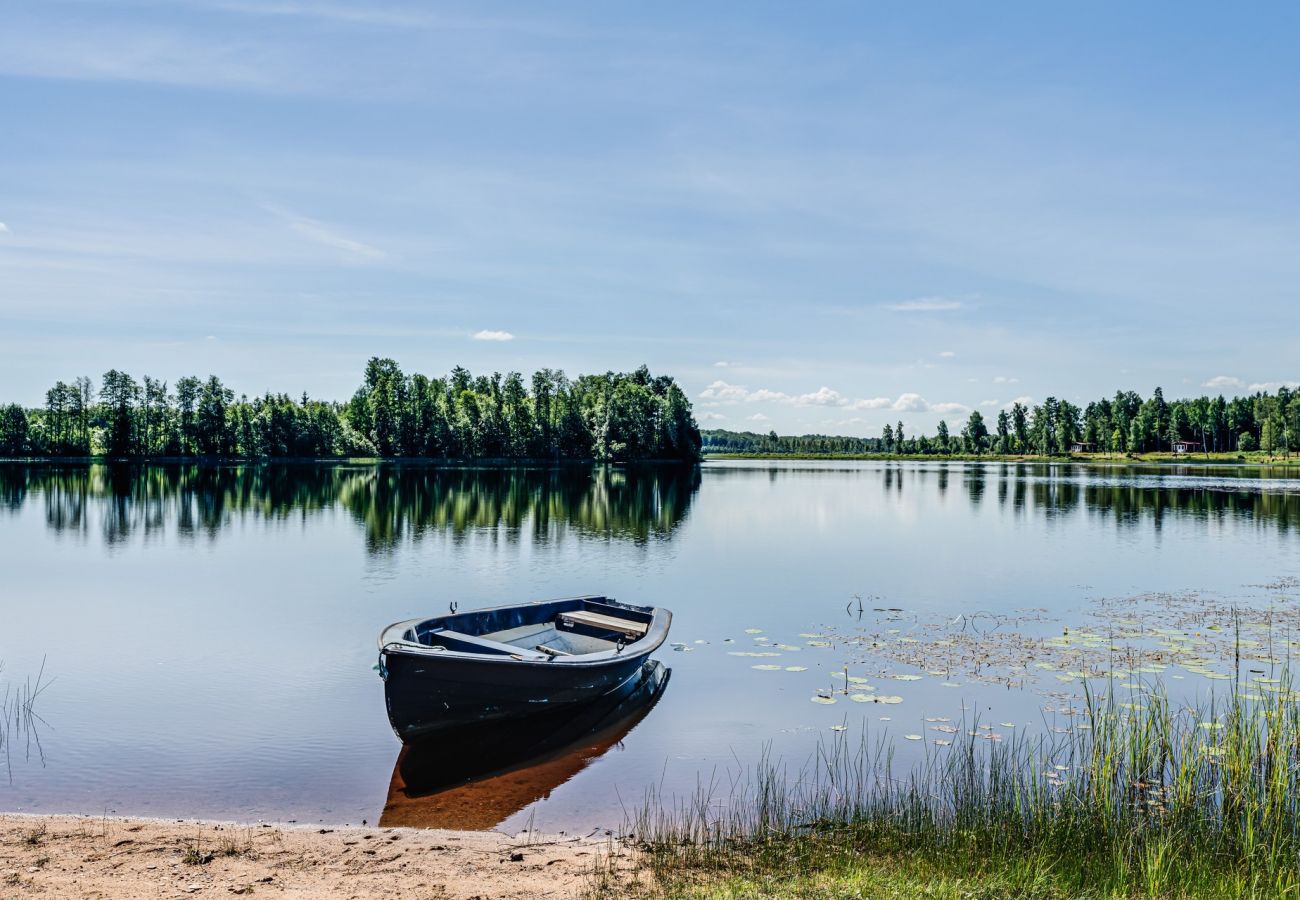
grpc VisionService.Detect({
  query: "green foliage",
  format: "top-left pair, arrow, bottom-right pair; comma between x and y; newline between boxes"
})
9,360 -> 700,461
0,404 -> 29,456
705,384 -> 1298,458
702,430 -> 882,456
624,673 -> 1300,899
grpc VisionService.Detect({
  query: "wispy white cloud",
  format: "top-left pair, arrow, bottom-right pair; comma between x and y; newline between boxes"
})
262,203 -> 386,261
472,329 -> 515,341
1248,381 -> 1300,393
979,399 -> 999,407
1005,396 -> 1034,409
883,297 -> 964,312
713,360 -> 738,368
698,380 -> 970,416
0,222 -> 10,234
1203,375 -> 1244,389
992,375 -> 1019,384
698,411 -> 727,421
747,413 -> 770,422
938,350 -> 956,358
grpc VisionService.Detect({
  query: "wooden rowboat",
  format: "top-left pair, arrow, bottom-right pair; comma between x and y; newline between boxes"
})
377,595 -> 671,744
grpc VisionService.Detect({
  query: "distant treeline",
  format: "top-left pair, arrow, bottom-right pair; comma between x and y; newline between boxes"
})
702,430 -> 879,456
0,359 -> 701,462
704,386 -> 1300,456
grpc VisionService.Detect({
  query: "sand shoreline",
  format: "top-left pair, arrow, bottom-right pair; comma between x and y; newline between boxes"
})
0,813 -> 622,898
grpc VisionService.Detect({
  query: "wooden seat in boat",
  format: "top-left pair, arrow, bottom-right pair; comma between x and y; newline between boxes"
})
559,610 -> 649,639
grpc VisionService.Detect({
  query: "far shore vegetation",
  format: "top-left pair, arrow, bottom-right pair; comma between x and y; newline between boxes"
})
702,384 -> 1300,463
601,666 -> 1300,899
0,358 -> 701,463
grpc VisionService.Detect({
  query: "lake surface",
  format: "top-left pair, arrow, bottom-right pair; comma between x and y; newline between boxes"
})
3,460 -> 1300,833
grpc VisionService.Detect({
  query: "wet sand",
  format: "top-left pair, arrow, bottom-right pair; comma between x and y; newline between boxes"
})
0,814 -> 625,898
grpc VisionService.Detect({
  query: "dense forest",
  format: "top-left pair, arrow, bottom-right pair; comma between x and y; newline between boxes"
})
0,359 -> 701,462
703,385 -> 1300,456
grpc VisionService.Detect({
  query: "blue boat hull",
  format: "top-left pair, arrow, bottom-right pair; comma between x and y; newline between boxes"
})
378,596 -> 671,743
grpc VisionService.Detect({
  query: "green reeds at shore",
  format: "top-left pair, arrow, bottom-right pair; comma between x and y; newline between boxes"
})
606,674 -> 1300,898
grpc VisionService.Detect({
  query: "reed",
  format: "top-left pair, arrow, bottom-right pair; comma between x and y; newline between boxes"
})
0,657 -> 50,783
620,671 -> 1300,898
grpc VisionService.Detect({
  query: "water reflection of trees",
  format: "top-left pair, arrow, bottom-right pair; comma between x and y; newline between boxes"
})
977,464 -> 1300,531
702,462 -> 1300,532
0,463 -> 700,549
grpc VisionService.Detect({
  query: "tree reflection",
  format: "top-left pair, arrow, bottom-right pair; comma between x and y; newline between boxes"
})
0,463 -> 700,550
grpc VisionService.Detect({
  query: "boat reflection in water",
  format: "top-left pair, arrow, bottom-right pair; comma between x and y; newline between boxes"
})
379,661 -> 670,830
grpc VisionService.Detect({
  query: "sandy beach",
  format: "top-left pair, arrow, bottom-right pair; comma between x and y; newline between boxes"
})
0,814 -> 621,899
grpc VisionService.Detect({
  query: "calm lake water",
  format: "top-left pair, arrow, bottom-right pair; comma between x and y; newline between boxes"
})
3,460 -> 1300,832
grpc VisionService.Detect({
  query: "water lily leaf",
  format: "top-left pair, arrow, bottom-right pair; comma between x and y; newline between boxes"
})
891,674 -> 923,681
904,734 -> 922,741
744,628 -> 764,634
811,695 -> 836,705
784,666 -> 808,672
830,725 -> 848,732
752,664 -> 783,671
848,693 -> 875,703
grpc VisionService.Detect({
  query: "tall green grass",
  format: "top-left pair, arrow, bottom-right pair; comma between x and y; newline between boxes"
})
621,673 -> 1300,898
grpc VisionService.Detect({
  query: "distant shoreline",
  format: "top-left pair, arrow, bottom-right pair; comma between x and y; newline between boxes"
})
0,456 -> 697,466
702,451 -> 1299,466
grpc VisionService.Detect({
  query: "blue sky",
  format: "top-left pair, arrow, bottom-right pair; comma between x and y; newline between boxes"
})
2,1 -> 1299,435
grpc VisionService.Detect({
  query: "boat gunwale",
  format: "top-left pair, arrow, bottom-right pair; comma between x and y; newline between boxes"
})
378,595 -> 670,667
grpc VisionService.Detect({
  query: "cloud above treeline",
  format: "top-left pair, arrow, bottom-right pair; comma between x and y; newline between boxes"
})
1201,375 -> 1300,393
883,297 -> 964,312
472,329 -> 515,341
698,380 -> 968,416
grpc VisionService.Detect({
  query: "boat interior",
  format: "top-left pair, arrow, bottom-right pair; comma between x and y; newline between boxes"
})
400,596 -> 654,660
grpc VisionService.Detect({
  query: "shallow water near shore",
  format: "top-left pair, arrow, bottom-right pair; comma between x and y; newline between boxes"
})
2,459 -> 1300,832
